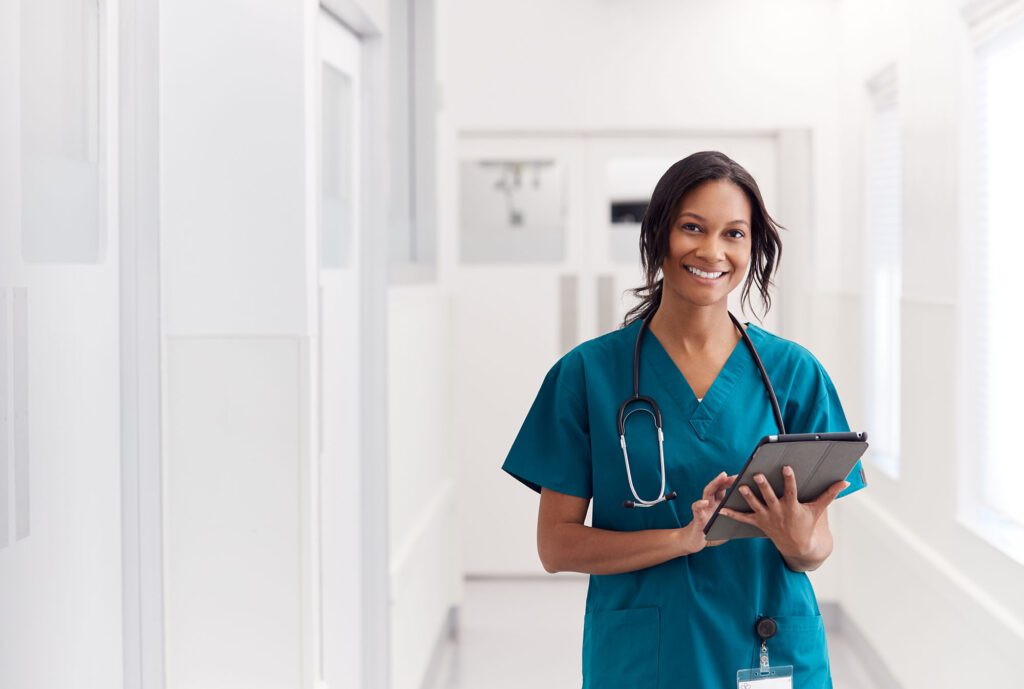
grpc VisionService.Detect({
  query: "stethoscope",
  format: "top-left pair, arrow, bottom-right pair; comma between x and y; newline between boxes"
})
617,310 -> 787,508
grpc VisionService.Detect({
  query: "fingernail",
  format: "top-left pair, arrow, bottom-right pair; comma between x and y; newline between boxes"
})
783,466 -> 793,476
740,486 -> 750,495
719,471 -> 726,478
842,481 -> 850,489
754,474 -> 764,483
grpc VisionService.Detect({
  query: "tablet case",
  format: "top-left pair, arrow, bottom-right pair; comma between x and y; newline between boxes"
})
703,432 -> 869,541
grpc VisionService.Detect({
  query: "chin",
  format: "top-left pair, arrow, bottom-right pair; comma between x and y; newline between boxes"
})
664,283 -> 717,305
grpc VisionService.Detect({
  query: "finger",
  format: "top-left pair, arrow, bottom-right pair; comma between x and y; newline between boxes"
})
703,472 -> 727,501
752,473 -> 780,509
782,465 -> 799,506
810,480 -> 849,513
719,507 -> 757,526
720,475 -> 738,492
737,484 -> 766,515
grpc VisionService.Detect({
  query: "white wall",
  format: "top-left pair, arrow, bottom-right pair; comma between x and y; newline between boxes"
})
160,1 -> 316,687
0,2 -> 125,687
388,285 -> 460,689
436,0 -> 852,598
829,0 -> 1024,684
161,2 -> 310,337
160,2 -> 452,688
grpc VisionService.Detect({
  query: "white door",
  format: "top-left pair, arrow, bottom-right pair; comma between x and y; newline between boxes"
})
456,134 -> 781,576
315,10 -> 364,689
0,1 -> 124,687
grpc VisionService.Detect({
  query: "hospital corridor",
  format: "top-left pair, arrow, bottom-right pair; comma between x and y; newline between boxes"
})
1,1 -> 1023,689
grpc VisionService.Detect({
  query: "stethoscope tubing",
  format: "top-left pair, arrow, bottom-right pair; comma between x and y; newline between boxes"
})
617,310 -> 785,508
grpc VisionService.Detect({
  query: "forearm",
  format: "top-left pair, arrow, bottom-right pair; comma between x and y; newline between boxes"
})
540,522 -> 691,575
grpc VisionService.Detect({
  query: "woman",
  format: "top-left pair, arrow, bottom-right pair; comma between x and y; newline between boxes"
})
501,151 -> 867,689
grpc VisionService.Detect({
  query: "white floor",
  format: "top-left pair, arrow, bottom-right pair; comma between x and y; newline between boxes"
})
430,577 -> 881,689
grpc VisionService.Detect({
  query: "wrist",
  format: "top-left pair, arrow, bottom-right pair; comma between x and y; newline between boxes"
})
779,534 -> 827,571
672,525 -> 699,557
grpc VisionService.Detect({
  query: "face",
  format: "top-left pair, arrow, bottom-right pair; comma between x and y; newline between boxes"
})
661,179 -> 752,307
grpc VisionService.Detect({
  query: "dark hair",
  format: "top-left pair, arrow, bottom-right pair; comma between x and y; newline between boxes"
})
622,150 -> 785,327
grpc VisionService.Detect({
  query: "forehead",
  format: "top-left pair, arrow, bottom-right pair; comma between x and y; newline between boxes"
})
674,180 -> 751,219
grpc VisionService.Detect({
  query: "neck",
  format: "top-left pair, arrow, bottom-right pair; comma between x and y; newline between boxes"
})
648,292 -> 739,354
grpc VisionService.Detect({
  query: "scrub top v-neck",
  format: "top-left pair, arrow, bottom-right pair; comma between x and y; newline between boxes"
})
501,318 -> 867,689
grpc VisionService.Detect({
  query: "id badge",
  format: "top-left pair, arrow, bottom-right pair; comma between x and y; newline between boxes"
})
737,665 -> 793,689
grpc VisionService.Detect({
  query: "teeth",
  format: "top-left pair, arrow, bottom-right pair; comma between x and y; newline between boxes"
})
686,266 -> 725,279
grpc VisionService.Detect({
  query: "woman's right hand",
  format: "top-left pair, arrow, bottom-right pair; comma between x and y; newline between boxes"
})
678,471 -> 737,555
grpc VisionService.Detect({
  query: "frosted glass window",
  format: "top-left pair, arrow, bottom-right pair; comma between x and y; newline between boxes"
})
976,21 -> 1024,532
459,160 -> 565,264
20,0 -> 103,263
862,78 -> 902,480
389,0 -> 437,276
321,63 -> 354,269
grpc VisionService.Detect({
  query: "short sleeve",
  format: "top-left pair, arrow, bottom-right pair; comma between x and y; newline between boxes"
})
789,359 -> 868,500
501,352 -> 593,499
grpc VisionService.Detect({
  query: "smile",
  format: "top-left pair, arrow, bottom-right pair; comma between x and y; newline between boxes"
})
685,265 -> 728,280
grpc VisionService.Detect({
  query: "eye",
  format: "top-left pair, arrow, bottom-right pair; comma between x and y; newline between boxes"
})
681,223 -> 702,232
727,229 -> 746,239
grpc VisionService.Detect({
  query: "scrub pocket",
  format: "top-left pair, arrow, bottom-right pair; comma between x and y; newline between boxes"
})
767,614 -> 831,689
582,606 -> 660,689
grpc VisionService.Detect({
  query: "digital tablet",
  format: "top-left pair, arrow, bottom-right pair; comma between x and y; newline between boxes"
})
703,431 -> 869,541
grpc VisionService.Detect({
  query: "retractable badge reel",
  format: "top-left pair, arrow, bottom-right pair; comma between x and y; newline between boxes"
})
736,617 -> 794,689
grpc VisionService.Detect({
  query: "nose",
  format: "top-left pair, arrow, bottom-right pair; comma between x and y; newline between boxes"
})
693,233 -> 727,264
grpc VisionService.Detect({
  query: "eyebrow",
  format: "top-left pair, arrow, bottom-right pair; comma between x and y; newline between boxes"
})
677,211 -> 750,228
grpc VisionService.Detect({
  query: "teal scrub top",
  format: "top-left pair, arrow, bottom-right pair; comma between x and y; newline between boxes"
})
501,318 -> 867,689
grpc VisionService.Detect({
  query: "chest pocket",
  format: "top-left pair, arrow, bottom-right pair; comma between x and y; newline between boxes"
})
582,606 -> 660,689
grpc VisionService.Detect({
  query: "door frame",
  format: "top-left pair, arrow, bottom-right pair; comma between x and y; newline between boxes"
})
118,0 -> 164,687
318,3 -> 391,688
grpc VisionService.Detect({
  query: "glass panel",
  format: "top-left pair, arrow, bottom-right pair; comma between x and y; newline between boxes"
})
321,63 -> 353,269
863,101 -> 901,479
980,26 -> 1024,525
20,0 -> 102,263
459,159 -> 565,264
606,157 -> 677,263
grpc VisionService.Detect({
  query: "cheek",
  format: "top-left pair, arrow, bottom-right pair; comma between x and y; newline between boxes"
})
730,248 -> 752,274
666,233 -> 691,262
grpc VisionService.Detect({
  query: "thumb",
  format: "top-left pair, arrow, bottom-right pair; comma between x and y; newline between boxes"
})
691,499 -> 711,526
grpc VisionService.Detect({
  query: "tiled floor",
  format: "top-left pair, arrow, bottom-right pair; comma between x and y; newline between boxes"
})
431,577 -> 880,689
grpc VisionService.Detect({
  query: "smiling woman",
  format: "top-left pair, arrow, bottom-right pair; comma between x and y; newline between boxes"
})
501,150 -> 867,689
624,151 -> 784,327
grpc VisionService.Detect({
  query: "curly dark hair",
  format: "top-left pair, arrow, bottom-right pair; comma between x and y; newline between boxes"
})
622,151 -> 785,327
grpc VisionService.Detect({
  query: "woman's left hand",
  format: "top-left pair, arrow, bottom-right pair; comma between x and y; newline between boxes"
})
719,465 -> 848,565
